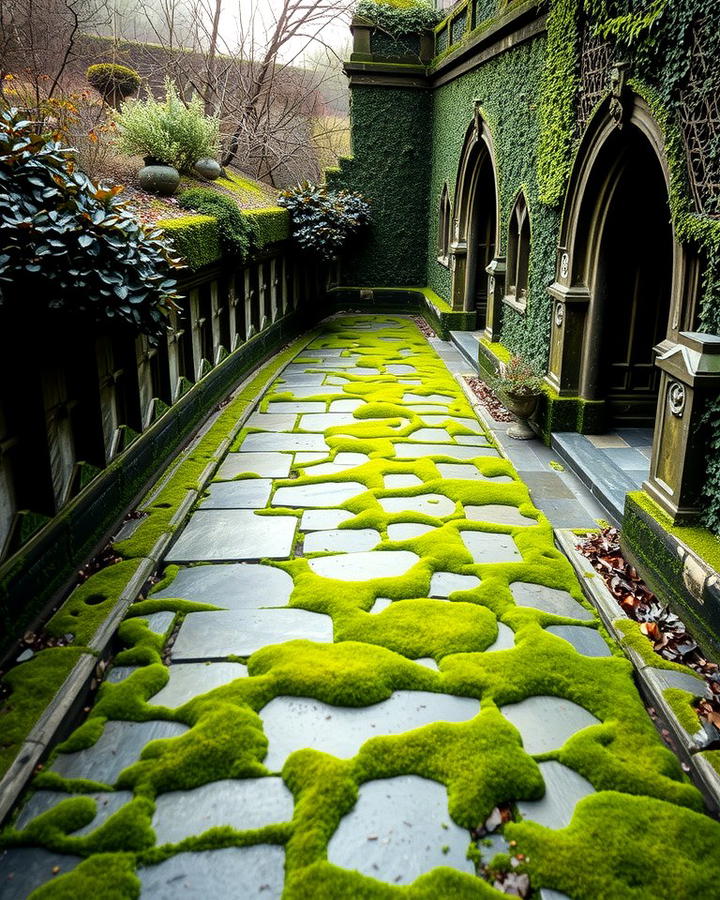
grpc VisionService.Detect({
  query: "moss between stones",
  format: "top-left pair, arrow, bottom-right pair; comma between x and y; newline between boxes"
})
663,688 -> 702,737
3,317 -> 716,899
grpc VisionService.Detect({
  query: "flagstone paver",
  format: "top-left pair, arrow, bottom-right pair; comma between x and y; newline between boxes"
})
5,316 -> 715,899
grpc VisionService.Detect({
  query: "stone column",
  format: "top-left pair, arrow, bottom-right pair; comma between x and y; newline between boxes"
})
484,256 -> 506,341
546,249 -> 589,395
645,332 -> 720,522
449,240 -> 467,311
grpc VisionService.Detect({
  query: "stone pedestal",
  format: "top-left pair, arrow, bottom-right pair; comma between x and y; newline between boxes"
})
484,256 -> 506,341
449,241 -> 467,311
645,332 -> 720,522
546,278 -> 590,396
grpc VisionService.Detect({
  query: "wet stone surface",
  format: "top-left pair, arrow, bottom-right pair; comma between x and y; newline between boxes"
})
260,691 -> 480,770
216,451 -> 291,479
15,790 -> 134,834
378,493 -> 456,517
460,531 -> 522,564
0,849 -> 81,900
166,510 -> 297,562
516,761 -> 595,829
464,504 -> 537,527
500,696 -> 600,754
327,775 -> 475,885
429,571 -> 481,597
149,662 -> 248,708
52,720 -> 189,785
138,846 -> 286,899
171,609 -> 334,660
152,777 -> 294,844
272,481 -> 366,508
152,563 -> 294,610
303,528 -> 380,553
510,583 -> 594,620
546,625 -> 611,657
308,550 -> 420,581
201,479 -> 273,509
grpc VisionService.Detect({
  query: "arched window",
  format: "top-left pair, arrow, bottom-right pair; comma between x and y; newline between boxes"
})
505,192 -> 530,311
438,183 -> 451,263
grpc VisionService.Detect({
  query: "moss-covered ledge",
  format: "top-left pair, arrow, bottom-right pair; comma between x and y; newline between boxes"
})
157,207 -> 290,271
622,491 -> 720,658
324,285 -> 475,339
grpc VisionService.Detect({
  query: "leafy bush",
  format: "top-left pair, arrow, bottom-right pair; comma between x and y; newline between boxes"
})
178,188 -> 255,260
86,64 -> 141,103
493,355 -> 545,398
355,0 -> 442,36
0,107 -> 183,338
278,182 -> 370,261
115,80 -> 219,171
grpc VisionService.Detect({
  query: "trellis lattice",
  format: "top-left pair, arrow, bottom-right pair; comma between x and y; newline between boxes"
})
578,23 -> 612,129
677,18 -> 720,217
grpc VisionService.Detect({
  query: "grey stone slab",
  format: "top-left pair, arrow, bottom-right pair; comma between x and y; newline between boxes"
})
152,777 -> 293,844
138,611 -> 175,636
300,509 -> 354,530
150,662 -> 248,707
299,413 -> 358,431
515,471 -> 577,500
201,479 -> 273,509
404,393 -> 454,404
384,474 -> 423,489
501,696 -> 600,754
422,415 -> 483,432
330,399 -> 365,412
138,846 -> 285,899
395,443 -> 499,460
52,720 -> 188,784
517,761 -> 594,829
299,462 -> 367,477
414,657 -> 439,670
166,510 -> 297,562
304,528 -> 380,553
294,452 -> 328,464
407,427 -> 454,443
387,523 -> 435,541
326,375 -> 354,385
378,493 -> 456,517
539,890 -> 574,900
460,531 -> 522,563
275,372 -> 327,385
335,452 -> 370,466
216,452 -> 291,479
246,413 -> 297,431
309,550 -> 419,581
107,666 -> 138,683
406,404 -> 450,414
171,608 -> 333,660
486,622 -> 516,652
261,691 -> 480,769
370,597 -> 393,614
546,625 -> 611,657
266,401 -> 325,414
386,364 -> 416,374
153,563 -> 294,610
532,498 -> 604,529
274,384 -> 345,398
0,849 -> 81,900
616,428 -> 653,448
602,447 -> 651,471
464,505 -> 537,527
273,481 -> 366,508
429,572 -> 481,597
327,775 -> 475,885
510,583 -> 593,621
436,463 -> 513,483
15,790 -> 133,834
240,432 -> 329,453
455,435 -> 494,446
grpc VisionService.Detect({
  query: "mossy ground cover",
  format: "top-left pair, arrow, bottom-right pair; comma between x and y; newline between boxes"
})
2,316 -> 719,898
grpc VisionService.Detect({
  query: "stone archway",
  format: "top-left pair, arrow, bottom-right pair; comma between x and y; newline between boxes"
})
547,93 -> 695,426
449,111 -> 501,336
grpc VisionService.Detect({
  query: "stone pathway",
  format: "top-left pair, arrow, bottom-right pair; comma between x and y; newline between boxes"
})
1,316 -> 717,899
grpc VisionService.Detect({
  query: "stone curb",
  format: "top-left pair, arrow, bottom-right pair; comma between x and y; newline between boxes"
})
555,527 -> 720,812
0,331 -> 318,825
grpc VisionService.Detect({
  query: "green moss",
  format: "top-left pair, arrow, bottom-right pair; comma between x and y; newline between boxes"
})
507,792 -> 720,898
156,215 -> 221,270
663,688 -> 702,736
614,618 -> 697,674
0,648 -> 86,777
28,853 -> 140,899
242,207 -> 290,248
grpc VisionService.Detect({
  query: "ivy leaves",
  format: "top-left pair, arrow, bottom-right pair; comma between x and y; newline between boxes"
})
278,182 -> 371,262
0,106 -> 184,338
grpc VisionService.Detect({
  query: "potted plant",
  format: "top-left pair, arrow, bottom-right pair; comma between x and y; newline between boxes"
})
115,80 -> 220,195
493,355 -> 544,440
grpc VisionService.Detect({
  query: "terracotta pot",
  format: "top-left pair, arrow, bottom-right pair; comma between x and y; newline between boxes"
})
503,391 -> 540,440
138,163 -> 180,196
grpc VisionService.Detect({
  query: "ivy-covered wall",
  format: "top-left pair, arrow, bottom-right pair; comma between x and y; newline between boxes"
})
331,84 -> 431,286
426,36 -> 559,366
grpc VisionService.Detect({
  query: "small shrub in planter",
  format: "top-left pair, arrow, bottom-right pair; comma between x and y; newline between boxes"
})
178,188 -> 255,260
86,63 -> 141,106
278,181 -> 370,262
492,355 -> 545,440
0,107 -> 183,339
115,80 -> 220,172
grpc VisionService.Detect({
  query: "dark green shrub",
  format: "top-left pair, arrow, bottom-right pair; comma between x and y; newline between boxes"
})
0,107 -> 183,338
278,182 -> 370,262
177,188 -> 255,260
86,63 -> 141,103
